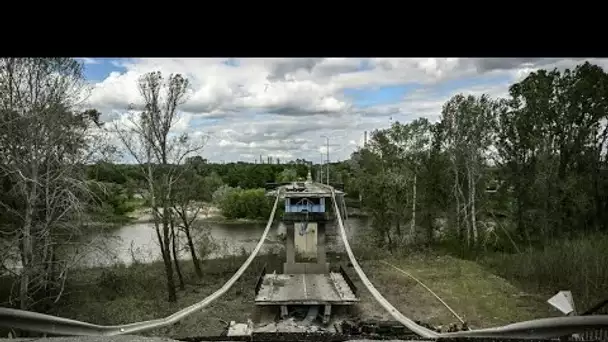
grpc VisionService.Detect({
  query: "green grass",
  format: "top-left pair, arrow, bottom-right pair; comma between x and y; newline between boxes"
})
50,253 -> 285,338
480,232 -> 608,313
355,254 -> 553,329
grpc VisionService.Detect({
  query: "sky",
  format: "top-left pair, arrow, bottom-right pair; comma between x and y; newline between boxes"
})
79,57 -> 608,164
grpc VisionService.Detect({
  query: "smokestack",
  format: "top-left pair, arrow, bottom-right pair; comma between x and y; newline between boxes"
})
364,131 -> 368,146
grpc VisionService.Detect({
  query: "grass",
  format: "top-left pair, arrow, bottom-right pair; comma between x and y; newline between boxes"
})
480,232 -> 608,313
50,251 -> 556,337
353,253 -> 554,329
4,231 -> 600,338
54,253 -> 285,338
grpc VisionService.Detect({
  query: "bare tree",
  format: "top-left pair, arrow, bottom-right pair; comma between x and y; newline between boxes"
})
0,58 -> 106,311
111,71 -> 204,302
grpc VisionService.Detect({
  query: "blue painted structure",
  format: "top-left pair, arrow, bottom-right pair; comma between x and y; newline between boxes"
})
284,197 -> 326,213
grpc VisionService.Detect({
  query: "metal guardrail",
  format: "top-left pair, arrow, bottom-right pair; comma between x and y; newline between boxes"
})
0,190 -> 283,336
254,264 -> 267,296
578,299 -> 608,341
339,265 -> 358,296
440,315 -> 608,339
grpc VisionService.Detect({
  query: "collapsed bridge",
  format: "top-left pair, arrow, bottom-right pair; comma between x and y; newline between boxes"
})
1,172 -> 608,341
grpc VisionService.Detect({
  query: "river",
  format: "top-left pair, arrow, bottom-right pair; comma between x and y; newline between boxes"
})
74,216 -> 371,268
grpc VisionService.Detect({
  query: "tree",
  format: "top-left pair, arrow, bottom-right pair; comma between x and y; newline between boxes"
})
440,94 -> 496,248
276,168 -> 298,182
172,169 -> 208,278
201,172 -> 223,202
345,61 -> 608,256
497,62 -> 608,242
0,58 -> 107,311
388,118 -> 433,243
112,71 -> 204,302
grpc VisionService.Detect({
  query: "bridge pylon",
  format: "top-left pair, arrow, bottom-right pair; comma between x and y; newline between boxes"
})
255,181 -> 358,324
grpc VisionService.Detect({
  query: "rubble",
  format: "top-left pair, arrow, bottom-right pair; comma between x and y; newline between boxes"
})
254,317 -> 327,333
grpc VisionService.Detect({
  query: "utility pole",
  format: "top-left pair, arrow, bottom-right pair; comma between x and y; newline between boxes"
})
321,135 -> 330,185
319,152 -> 324,183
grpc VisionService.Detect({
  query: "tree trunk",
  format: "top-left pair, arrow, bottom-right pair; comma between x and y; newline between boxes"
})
161,202 -> 177,302
183,222 -> 203,278
161,222 -> 177,301
395,220 -> 401,243
20,177 -> 38,310
171,219 -> 185,290
147,160 -> 177,302
426,211 -> 434,246
410,173 -> 417,243
457,169 -> 470,247
452,165 -> 462,241
469,167 -> 478,247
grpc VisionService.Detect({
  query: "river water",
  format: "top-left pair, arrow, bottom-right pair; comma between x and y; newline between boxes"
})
74,216 -> 371,268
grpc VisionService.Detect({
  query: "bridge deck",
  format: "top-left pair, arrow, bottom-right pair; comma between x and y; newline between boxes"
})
255,272 -> 358,305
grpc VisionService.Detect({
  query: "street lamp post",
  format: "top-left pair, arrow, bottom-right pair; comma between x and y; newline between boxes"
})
319,152 -> 324,183
321,135 -> 330,185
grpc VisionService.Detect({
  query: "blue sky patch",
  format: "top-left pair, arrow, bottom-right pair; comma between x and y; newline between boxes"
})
82,58 -> 126,82
188,116 -> 224,130
357,59 -> 374,72
343,84 -> 420,108
223,58 -> 240,67
433,74 -> 511,96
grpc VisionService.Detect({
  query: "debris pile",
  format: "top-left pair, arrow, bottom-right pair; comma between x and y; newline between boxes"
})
255,317 -> 327,333
337,319 -> 469,335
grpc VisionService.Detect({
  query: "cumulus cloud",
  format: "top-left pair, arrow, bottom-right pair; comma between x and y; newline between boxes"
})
84,58 -> 608,163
